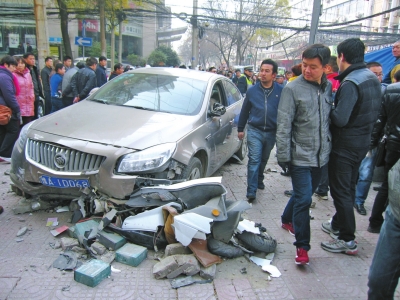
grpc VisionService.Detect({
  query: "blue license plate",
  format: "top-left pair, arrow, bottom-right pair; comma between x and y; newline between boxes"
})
39,175 -> 90,189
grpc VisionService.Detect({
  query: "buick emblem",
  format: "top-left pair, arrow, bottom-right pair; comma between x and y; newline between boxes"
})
54,153 -> 67,169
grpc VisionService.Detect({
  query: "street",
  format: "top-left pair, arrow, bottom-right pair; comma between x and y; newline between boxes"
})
0,153 -> 398,300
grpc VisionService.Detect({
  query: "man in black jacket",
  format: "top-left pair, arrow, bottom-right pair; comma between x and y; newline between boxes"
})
367,72 -> 400,233
41,56 -> 53,115
321,38 -> 381,255
71,57 -> 98,103
23,53 -> 44,119
95,56 -> 107,87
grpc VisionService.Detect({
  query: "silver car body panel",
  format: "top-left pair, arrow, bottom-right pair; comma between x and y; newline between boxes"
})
10,69 -> 244,200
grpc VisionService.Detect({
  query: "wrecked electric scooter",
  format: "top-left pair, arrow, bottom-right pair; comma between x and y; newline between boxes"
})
105,177 -> 277,256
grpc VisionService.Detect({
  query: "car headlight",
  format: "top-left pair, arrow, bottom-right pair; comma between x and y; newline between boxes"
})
117,143 -> 176,173
18,121 -> 35,151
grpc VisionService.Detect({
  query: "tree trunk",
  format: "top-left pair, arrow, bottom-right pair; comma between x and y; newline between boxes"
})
99,0 -> 106,57
57,0 -> 72,59
118,21 -> 123,62
111,28 -> 115,67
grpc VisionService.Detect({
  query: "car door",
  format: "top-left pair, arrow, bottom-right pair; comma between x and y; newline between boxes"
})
223,79 -> 243,154
205,80 -> 233,174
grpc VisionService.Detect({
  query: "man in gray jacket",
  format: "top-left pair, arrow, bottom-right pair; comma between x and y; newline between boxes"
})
276,44 -> 332,265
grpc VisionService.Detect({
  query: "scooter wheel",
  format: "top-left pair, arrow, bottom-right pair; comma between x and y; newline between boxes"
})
207,237 -> 245,258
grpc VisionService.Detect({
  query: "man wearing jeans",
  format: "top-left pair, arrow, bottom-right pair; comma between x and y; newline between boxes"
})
276,44 -> 332,265
238,59 -> 283,202
367,160 -> 400,299
321,38 -> 381,255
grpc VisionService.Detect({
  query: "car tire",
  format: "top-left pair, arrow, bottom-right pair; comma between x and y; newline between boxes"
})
37,100 -> 45,118
236,231 -> 277,253
235,135 -> 247,161
180,157 -> 203,180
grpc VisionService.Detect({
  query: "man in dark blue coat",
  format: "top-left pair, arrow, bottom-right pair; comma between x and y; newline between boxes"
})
237,59 -> 283,202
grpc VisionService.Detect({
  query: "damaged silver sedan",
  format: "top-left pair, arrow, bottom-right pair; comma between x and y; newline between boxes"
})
10,68 -> 246,200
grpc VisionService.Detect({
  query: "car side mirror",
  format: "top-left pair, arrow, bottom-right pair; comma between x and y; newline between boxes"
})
209,103 -> 226,117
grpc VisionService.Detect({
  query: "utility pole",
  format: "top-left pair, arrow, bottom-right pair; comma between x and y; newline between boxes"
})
34,0 -> 50,68
308,0 -> 322,45
191,0 -> 198,69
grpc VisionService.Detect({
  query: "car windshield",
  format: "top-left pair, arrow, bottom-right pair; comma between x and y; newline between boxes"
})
88,73 -> 207,115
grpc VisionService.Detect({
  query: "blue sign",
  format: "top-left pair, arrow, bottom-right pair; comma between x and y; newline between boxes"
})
82,19 -> 86,37
49,37 -> 62,44
74,36 -> 92,47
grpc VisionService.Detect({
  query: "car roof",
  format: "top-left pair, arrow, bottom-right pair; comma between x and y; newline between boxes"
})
126,67 -> 221,81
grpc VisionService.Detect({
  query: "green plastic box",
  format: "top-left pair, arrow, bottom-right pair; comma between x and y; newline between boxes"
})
115,243 -> 148,267
74,259 -> 111,287
97,230 -> 126,250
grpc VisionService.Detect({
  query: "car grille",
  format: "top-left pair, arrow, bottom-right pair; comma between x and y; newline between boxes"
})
26,139 -> 105,172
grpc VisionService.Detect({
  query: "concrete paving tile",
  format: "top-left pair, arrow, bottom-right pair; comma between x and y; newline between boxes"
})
177,282 -> 216,300
0,277 -> 20,300
283,273 -> 332,299
232,278 -> 258,299
318,275 -> 368,298
214,278 -> 239,300
254,277 -> 295,299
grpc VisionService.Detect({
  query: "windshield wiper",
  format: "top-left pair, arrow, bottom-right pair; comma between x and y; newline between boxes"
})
91,99 -> 109,104
131,106 -> 155,111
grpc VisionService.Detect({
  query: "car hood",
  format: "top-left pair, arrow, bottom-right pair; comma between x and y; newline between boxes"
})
30,100 -> 201,150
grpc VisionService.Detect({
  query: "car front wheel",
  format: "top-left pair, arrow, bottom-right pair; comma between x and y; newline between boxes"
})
235,135 -> 247,161
37,100 -> 45,118
180,157 -> 203,180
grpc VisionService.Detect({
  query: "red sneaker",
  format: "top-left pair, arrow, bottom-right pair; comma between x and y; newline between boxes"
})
282,222 -> 295,236
295,248 -> 309,265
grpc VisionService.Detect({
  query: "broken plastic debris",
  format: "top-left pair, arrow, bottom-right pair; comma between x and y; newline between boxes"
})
50,225 -> 69,237
170,276 -> 212,289
172,213 -> 212,246
266,168 -> 277,172
111,266 -> 121,273
46,217 -> 58,227
262,264 -> 281,277
249,256 -> 271,267
250,256 -> 281,277
56,206 -> 70,213
15,238 -> 24,242
17,226 -> 28,237
236,219 -> 261,234
123,203 -> 180,232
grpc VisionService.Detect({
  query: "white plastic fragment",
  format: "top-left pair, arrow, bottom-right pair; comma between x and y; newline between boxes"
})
111,266 -> 121,273
172,213 -> 213,246
236,219 -> 260,234
262,264 -> 281,278
123,203 -> 180,232
249,256 -> 271,267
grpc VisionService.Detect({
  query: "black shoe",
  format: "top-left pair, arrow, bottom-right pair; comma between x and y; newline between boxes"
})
373,186 -> 381,192
258,182 -> 265,190
280,171 -> 290,177
354,203 -> 367,215
247,194 -> 256,203
284,190 -> 293,197
367,224 -> 381,233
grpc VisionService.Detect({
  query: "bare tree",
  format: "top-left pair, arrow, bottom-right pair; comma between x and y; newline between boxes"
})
202,0 -> 290,66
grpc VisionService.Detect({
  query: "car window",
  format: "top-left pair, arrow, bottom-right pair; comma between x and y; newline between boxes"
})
223,80 -> 242,106
88,73 -> 207,115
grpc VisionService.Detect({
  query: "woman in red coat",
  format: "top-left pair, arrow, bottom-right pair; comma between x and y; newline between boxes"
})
14,56 -> 34,126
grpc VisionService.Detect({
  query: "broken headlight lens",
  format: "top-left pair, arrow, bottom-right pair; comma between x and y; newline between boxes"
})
117,143 -> 176,173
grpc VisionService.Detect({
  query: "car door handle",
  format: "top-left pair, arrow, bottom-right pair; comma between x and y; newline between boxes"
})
205,134 -> 211,141
230,118 -> 234,125
219,118 -> 222,127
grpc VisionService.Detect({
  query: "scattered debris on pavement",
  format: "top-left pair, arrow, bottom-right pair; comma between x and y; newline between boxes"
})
10,177 -> 279,288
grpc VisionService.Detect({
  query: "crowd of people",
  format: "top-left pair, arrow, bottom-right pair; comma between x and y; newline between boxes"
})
235,38 -> 400,299
0,53 -> 133,163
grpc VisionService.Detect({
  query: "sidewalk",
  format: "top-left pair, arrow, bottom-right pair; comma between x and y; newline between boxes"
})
0,155 -> 398,299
